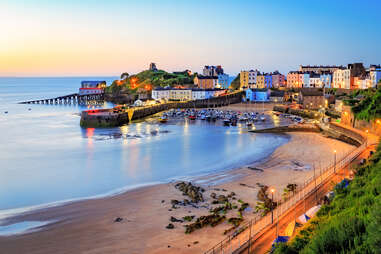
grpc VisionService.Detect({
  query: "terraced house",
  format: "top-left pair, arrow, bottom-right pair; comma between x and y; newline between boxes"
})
240,69 -> 259,89
194,75 -> 218,89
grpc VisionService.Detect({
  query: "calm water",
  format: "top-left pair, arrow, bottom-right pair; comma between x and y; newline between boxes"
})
0,77 -> 289,217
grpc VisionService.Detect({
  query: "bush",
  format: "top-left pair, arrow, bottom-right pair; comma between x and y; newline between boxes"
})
275,139 -> 381,253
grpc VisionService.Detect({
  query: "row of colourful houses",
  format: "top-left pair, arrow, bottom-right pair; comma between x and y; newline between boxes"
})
286,63 -> 381,89
151,87 -> 226,101
239,70 -> 285,90
245,88 -> 328,110
193,65 -> 230,89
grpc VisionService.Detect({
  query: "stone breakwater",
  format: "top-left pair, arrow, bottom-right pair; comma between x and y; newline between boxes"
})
80,92 -> 243,127
250,123 -> 321,133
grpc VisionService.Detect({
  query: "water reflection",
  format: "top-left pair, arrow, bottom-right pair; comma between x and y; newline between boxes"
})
0,76 -> 292,213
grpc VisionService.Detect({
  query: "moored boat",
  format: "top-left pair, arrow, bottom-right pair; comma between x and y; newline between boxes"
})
159,114 -> 168,123
223,119 -> 230,126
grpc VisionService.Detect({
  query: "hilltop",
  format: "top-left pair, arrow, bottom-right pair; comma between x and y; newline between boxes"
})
105,70 -> 195,95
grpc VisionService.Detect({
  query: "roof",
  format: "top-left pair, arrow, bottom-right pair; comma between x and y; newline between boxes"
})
196,75 -> 218,79
192,88 -> 226,91
301,89 -> 324,97
248,88 -> 268,92
310,73 -> 321,78
300,65 -> 344,69
270,90 -> 285,97
81,81 -> 106,84
153,87 -> 171,91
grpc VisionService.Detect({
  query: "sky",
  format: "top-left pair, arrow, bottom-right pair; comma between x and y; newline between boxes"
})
0,0 -> 380,77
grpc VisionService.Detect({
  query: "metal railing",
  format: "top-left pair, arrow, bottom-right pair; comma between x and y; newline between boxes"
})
204,126 -> 371,254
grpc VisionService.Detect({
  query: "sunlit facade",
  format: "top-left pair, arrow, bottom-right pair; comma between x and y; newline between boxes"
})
332,69 -> 351,89
240,70 -> 259,89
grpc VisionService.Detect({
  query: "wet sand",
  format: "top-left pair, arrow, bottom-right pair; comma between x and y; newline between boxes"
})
0,132 -> 355,254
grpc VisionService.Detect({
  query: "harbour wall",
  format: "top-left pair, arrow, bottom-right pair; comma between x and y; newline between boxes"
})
80,92 -> 244,127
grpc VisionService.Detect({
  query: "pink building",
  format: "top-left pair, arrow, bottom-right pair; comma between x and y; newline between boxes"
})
287,72 -> 304,88
272,71 -> 285,88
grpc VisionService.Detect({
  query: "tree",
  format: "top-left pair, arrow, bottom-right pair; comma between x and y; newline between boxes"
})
121,72 -> 129,80
230,74 -> 241,90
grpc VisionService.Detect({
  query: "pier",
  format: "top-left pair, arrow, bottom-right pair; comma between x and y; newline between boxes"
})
19,93 -> 104,105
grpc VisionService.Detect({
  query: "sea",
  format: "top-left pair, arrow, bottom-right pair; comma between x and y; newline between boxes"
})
0,77 -> 289,219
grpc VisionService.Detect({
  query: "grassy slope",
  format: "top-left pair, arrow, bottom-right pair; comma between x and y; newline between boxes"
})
274,142 -> 381,254
230,74 -> 240,90
105,70 -> 195,95
351,88 -> 381,121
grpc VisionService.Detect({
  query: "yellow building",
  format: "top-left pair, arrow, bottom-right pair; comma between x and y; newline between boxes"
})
240,71 -> 249,90
194,75 -> 217,89
240,70 -> 259,90
256,74 -> 265,88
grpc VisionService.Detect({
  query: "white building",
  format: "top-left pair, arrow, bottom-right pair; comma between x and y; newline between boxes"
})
153,87 -> 226,101
191,89 -> 226,100
308,73 -> 320,88
169,89 -> 192,101
191,89 -> 206,100
369,65 -> 381,87
333,69 -> 351,89
151,87 -> 170,100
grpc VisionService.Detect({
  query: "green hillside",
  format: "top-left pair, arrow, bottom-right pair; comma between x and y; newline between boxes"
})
274,142 -> 381,254
350,87 -> 381,121
105,70 -> 196,95
230,74 -> 240,90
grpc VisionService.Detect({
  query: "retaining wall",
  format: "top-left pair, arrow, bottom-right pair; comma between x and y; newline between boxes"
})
80,92 -> 244,127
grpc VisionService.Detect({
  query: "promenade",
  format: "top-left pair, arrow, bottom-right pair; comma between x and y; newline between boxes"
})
204,122 -> 378,254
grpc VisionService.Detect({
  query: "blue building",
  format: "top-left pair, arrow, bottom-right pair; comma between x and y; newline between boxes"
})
245,88 -> 270,102
217,73 -> 229,89
264,74 -> 273,88
320,72 -> 332,88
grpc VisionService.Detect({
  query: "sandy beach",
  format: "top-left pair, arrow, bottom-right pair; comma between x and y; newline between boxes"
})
0,132 -> 355,254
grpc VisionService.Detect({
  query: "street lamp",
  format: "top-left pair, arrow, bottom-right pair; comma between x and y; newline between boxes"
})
270,188 -> 275,223
333,150 -> 337,174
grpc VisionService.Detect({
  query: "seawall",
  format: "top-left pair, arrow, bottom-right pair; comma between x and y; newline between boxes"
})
80,92 -> 244,127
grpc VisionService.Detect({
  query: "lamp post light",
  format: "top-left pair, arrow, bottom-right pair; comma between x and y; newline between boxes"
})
333,150 -> 337,174
270,188 -> 275,224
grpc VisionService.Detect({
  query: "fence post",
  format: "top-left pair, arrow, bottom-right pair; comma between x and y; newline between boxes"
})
248,220 -> 252,254
229,235 -> 232,254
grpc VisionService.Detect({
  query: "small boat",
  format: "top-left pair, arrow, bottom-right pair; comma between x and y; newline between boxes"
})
200,114 -> 206,120
206,115 -> 211,121
188,115 -> 196,120
159,114 -> 168,123
260,114 -> 266,121
231,119 -> 237,126
223,119 -> 230,126
4,111 -> 8,114
246,120 -> 253,127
